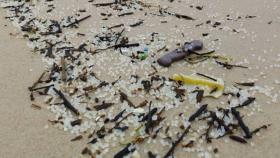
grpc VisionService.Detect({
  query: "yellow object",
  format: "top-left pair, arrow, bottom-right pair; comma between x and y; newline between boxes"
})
172,74 -> 224,98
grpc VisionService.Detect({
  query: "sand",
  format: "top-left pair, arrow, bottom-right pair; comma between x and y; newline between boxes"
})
0,0 -> 280,158
0,10 -> 83,158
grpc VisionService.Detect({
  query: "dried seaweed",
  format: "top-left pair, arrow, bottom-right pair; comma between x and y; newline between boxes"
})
79,81 -> 109,97
210,112 -> 231,133
114,126 -> 129,132
114,143 -> 136,158
145,102 -> 154,134
235,97 -> 256,108
231,108 -> 252,138
138,100 -> 148,107
31,103 -> 42,110
235,82 -> 255,87
174,87 -> 186,99
112,76 -> 122,85
115,28 -> 125,47
174,13 -> 195,20
108,24 -> 124,30
81,147 -> 94,157
96,126 -> 106,139
53,88 -> 80,115
182,140 -> 195,148
251,124 -> 271,135
148,151 -> 157,158
64,15 -> 91,28
130,20 -> 144,27
196,73 -> 217,81
94,102 -> 114,111
94,2 -> 115,7
118,12 -> 134,17
152,126 -> 163,139
111,109 -> 126,122
119,91 -> 136,108
29,84 -> 54,92
229,135 -> 247,144
71,135 -> 83,141
71,119 -> 82,126
28,71 -> 46,91
148,65 -> 158,76
141,80 -> 152,93
205,121 -> 213,143
195,90 -> 204,103
216,61 -> 248,69
140,108 -> 158,122
189,104 -> 208,122
163,126 -> 191,158
60,57 -> 67,82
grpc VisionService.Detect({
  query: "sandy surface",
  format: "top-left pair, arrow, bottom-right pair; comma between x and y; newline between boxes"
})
0,0 -> 280,158
0,10 -> 83,158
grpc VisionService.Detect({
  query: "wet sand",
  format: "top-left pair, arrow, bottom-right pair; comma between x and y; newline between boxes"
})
0,0 -> 280,158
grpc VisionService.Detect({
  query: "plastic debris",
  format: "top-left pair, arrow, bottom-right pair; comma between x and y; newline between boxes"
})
172,74 -> 224,98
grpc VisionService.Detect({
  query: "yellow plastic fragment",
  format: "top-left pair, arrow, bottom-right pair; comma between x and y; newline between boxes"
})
172,74 -> 224,98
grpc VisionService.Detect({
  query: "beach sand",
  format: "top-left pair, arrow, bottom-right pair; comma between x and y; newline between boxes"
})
0,10 -> 83,158
0,0 -> 280,158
